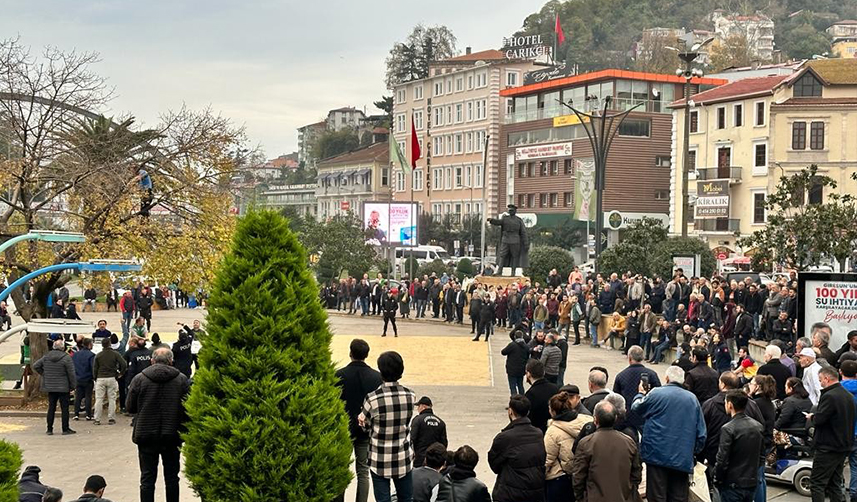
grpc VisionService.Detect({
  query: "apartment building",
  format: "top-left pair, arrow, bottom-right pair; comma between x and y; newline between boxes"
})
258,183 -> 317,218
669,58 -> 857,255
297,121 -> 326,165
497,70 -> 724,246
316,141 -> 391,220
711,10 -> 775,62
390,49 -> 537,223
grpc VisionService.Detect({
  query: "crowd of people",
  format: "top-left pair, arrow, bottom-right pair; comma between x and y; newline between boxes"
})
338,332 -> 857,502
14,317 -> 201,502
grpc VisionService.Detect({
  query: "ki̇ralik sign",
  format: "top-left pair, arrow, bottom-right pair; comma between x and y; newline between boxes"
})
502,34 -> 550,60
798,272 -> 857,349
695,179 -> 730,218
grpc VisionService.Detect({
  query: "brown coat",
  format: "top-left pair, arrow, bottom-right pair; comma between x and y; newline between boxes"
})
571,427 -> 642,502
558,301 -> 573,325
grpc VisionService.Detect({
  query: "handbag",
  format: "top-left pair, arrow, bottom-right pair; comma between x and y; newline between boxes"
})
689,462 -> 711,502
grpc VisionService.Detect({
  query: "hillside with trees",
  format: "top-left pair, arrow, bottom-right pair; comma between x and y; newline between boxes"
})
519,0 -> 857,73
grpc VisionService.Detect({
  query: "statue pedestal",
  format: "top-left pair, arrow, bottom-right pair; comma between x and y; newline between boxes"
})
475,275 -> 530,290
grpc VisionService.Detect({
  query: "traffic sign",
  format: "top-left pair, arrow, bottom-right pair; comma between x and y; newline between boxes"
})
340,201 -> 350,211
717,252 -> 727,261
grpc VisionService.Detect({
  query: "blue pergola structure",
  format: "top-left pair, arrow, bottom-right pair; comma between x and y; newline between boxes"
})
0,260 -> 142,303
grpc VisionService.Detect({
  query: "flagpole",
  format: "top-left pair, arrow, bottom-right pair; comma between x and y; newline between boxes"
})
480,134 -> 490,276
554,12 -> 558,65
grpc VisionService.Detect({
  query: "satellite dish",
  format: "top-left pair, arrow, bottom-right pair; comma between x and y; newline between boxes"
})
652,88 -> 660,98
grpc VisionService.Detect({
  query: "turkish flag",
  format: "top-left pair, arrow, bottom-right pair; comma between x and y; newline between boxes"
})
555,13 -> 565,45
410,115 -> 421,168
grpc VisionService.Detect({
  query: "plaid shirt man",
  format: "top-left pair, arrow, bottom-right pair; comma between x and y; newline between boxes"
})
361,381 -> 416,478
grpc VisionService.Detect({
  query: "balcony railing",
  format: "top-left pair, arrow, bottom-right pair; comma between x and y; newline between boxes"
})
505,98 -> 669,124
695,218 -> 740,233
696,166 -> 743,183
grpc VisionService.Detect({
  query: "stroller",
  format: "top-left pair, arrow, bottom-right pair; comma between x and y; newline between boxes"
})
765,420 -> 814,497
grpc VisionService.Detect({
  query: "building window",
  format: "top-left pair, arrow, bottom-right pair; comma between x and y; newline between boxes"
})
444,167 -> 452,189
381,168 -> 389,186
467,102 -> 474,121
464,165 -> 472,187
519,194 -> 526,208
550,193 -> 558,207
527,162 -> 534,177
455,134 -> 463,154
475,131 -> 486,151
654,189 -> 669,200
396,89 -> 406,103
808,179 -> 823,204
540,193 -> 548,207
792,121 -> 806,150
476,72 -> 487,88
689,110 -> 699,133
753,192 -> 766,223
434,81 -> 443,96
810,121 -> 824,150
434,137 -> 443,157
414,169 -> 424,191
754,143 -> 767,173
618,118 -> 650,137
396,114 -> 406,133
475,164 -> 483,188
655,155 -> 671,167
716,107 -> 726,129
434,107 -> 444,126
395,171 -> 405,192
550,160 -> 558,176
476,100 -> 487,120
455,77 -> 463,92
455,104 -> 463,123
455,166 -> 463,188
794,72 -> 823,97
564,191 -> 573,207
527,194 -> 535,208
446,78 -> 453,93
688,150 -> 697,170
519,163 -> 527,178
734,104 -> 743,127
563,159 -> 573,174
506,71 -> 518,87
432,203 -> 442,216
539,162 -> 548,176
414,85 -> 423,100
467,74 -> 474,89
413,110 -> 423,130
433,168 -> 442,189
755,101 -> 766,126
446,135 -> 452,155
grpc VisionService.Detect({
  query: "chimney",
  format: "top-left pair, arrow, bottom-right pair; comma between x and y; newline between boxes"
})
466,47 -> 472,55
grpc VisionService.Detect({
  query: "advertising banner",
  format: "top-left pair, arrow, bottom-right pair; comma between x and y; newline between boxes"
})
695,180 -> 730,218
515,142 -> 573,161
525,62 -> 575,85
363,202 -> 418,246
573,159 -> 594,222
798,272 -> 857,349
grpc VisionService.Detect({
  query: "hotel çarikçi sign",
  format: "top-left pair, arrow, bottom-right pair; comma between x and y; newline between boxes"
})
502,35 -> 550,60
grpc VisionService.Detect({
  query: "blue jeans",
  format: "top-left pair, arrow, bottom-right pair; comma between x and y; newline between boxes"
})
122,311 -> 133,336
371,470 -> 413,502
534,320 -> 544,331
753,464 -> 766,502
416,299 -> 427,318
557,366 -> 566,387
360,297 -> 369,315
589,323 -> 599,347
752,313 -> 760,336
640,332 -> 652,359
508,375 -> 525,396
664,300 -> 676,322
510,309 -> 522,327
651,339 -> 671,362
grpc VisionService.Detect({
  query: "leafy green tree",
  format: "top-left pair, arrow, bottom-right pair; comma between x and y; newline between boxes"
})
0,439 -> 21,502
528,246 -> 575,284
385,25 -> 457,87
311,129 -> 360,160
649,237 -> 716,279
403,256 -> 420,278
300,213 -> 378,281
183,211 -> 352,501
622,217 -> 669,250
418,259 -> 452,278
777,21 -> 830,60
530,223 -> 585,250
740,165 -> 857,271
598,242 -> 650,277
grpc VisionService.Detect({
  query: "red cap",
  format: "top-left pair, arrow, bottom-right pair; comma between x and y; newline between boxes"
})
741,358 -> 754,369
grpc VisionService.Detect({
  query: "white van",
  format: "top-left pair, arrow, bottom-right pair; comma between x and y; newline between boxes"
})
395,245 -> 452,266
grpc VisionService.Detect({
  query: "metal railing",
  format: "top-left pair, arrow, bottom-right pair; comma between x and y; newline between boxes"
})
506,98 -> 669,124
696,166 -> 743,182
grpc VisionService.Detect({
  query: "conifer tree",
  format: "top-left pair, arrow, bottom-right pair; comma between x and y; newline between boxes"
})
183,211 -> 352,502
0,439 -> 22,502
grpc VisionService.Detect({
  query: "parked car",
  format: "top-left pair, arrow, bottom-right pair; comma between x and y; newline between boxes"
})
395,245 -> 452,266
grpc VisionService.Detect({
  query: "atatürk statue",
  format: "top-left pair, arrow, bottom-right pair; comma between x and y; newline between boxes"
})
488,204 -> 529,274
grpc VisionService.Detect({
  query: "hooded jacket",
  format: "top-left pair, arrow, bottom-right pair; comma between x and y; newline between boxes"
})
126,363 -> 191,445
32,349 -> 76,392
544,410 -> 593,480
18,466 -> 47,502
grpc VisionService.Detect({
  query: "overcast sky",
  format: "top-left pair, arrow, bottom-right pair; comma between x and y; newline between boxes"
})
1,0 -> 538,157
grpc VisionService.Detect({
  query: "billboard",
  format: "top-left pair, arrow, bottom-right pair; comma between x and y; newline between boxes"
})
798,272 -> 857,349
573,159 -> 594,222
695,180 -> 730,219
515,142 -> 573,161
363,202 -> 418,246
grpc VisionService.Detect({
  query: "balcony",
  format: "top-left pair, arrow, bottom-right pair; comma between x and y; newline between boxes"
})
696,166 -> 742,184
505,98 -> 668,124
695,218 -> 740,233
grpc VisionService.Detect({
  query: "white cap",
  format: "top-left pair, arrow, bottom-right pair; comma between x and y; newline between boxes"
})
799,348 -> 816,358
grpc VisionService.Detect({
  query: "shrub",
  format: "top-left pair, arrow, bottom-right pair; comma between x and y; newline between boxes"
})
527,246 -> 575,284
649,237 -> 717,279
0,439 -> 21,502
455,258 -> 475,280
418,258 -> 451,278
598,242 -> 650,277
183,211 -> 352,502
402,256 -> 420,279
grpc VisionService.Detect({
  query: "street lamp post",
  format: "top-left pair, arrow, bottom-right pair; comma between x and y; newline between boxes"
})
559,96 -> 642,273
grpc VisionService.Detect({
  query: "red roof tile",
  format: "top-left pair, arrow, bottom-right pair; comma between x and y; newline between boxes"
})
317,141 -> 388,166
445,50 -> 506,62
669,74 -> 790,107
